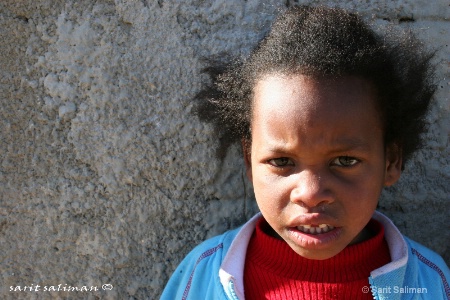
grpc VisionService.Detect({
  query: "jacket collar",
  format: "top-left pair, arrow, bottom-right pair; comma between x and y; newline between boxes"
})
370,211 -> 408,277
219,213 -> 261,299
218,211 -> 408,299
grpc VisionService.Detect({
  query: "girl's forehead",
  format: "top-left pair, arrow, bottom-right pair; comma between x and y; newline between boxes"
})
252,74 -> 377,111
250,74 -> 383,133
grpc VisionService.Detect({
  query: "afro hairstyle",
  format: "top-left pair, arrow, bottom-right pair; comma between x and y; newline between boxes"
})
195,5 -> 436,167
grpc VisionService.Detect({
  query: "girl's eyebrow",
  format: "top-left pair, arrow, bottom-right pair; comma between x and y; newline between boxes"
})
329,138 -> 372,152
262,138 -> 371,153
262,141 -> 292,153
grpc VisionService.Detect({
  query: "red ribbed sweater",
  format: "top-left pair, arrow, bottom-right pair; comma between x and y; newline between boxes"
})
244,218 -> 391,300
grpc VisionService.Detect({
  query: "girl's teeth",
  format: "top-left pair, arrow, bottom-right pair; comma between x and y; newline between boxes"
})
297,224 -> 335,234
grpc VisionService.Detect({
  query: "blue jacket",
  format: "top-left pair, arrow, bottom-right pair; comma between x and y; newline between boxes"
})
161,212 -> 450,300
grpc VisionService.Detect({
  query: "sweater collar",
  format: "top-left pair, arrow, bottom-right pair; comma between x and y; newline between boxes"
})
246,217 -> 390,282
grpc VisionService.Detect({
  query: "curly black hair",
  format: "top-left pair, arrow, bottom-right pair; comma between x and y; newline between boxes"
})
195,5 -> 436,166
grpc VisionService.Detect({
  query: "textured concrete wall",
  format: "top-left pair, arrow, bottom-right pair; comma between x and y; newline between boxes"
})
0,0 -> 448,299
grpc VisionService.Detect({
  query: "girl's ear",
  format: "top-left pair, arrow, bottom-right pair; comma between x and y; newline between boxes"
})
384,143 -> 403,187
241,139 -> 253,182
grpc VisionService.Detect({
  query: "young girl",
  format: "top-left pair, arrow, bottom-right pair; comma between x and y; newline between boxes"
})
161,6 -> 449,300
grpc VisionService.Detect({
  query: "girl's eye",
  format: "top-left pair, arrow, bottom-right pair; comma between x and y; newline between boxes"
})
332,156 -> 360,167
268,157 -> 294,167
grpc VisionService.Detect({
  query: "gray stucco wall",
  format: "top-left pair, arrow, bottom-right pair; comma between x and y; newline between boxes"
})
1,0 -> 448,299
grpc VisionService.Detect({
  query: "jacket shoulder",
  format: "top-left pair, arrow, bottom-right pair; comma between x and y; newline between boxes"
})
405,237 -> 449,274
160,227 -> 241,300
404,237 -> 450,298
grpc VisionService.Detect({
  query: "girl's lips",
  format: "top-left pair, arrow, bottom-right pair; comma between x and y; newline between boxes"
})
285,214 -> 342,248
297,224 -> 335,234
287,226 -> 343,249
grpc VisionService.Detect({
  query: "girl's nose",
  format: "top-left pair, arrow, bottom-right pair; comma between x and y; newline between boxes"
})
290,169 -> 334,208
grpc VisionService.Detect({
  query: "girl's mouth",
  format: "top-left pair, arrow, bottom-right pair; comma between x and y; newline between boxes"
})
297,224 -> 335,235
286,224 -> 343,250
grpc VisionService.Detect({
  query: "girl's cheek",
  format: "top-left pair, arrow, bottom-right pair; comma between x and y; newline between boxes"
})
255,175 -> 291,207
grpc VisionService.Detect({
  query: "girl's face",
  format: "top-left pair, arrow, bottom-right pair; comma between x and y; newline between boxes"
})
245,74 -> 402,260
